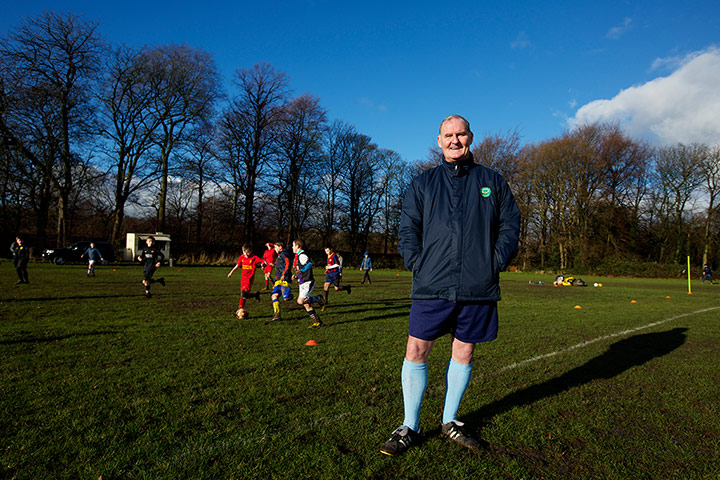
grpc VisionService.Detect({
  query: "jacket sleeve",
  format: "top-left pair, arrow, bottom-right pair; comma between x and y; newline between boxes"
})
397,178 -> 423,271
281,257 -> 291,278
494,177 -> 521,271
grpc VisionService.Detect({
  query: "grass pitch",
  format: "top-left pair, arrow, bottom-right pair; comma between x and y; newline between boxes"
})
1,263 -> 719,479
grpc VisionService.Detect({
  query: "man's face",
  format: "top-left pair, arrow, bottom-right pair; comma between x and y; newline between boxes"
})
324,248 -> 331,256
243,249 -> 251,257
437,117 -> 473,162
146,238 -> 154,247
274,245 -> 282,254
292,243 -> 300,254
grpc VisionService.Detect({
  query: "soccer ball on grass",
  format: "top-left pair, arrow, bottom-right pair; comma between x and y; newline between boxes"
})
235,308 -> 248,319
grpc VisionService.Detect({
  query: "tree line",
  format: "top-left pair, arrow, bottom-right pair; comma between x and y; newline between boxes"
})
0,12 -> 413,263
474,124 -> 720,272
2,12 -> 718,272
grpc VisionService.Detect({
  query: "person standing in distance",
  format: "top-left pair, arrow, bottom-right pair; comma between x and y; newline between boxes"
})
359,252 -> 373,285
380,115 -> 520,456
11,236 -> 30,284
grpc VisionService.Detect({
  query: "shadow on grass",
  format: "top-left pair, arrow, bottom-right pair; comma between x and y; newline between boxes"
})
2,294 -> 141,302
0,330 -> 121,345
463,327 -> 688,431
325,302 -> 412,326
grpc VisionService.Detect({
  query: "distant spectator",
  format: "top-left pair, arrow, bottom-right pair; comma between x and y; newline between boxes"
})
360,252 -> 373,285
11,236 -> 30,284
702,264 -> 713,284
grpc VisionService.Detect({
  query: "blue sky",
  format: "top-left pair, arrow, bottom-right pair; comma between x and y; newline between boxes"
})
3,1 -> 719,162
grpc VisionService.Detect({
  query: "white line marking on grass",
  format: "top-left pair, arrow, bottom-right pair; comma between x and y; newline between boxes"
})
495,306 -> 720,374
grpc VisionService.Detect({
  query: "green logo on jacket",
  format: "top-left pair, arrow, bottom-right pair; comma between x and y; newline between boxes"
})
481,187 -> 492,197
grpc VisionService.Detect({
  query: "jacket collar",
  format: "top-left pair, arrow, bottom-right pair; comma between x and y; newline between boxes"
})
442,153 -> 475,177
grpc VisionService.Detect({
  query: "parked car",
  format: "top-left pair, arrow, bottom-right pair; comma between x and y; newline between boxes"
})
42,241 -> 115,265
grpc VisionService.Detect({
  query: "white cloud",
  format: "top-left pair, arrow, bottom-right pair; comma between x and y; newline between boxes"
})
359,97 -> 387,112
606,17 -> 632,39
568,46 -> 720,146
510,32 -> 532,49
650,54 -> 686,72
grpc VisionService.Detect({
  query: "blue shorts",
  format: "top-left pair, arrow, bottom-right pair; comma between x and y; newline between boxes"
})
272,281 -> 293,301
325,271 -> 341,286
408,299 -> 498,344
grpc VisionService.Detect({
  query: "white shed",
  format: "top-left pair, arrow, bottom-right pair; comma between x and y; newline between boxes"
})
125,232 -> 172,264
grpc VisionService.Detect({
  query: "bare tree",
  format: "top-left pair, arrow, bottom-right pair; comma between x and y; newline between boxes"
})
0,11 -> 103,246
318,120 -> 353,245
376,149 -> 404,254
472,128 -> 522,184
99,45 -> 163,243
699,144 -> 720,266
217,63 -> 290,243
338,132 -> 381,255
179,123 -> 217,243
215,108 -> 248,239
651,143 -> 704,263
145,44 -> 221,232
272,93 -> 326,242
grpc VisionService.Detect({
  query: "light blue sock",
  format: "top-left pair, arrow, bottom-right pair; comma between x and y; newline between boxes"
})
442,358 -> 473,424
401,359 -> 428,432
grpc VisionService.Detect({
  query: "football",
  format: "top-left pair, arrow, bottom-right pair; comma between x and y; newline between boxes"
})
235,308 -> 248,319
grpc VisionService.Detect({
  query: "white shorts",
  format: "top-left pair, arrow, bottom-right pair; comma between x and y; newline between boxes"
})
88,260 -> 97,266
298,279 -> 315,299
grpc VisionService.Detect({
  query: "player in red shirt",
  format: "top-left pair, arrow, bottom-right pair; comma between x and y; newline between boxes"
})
261,242 -> 277,290
227,243 -> 265,319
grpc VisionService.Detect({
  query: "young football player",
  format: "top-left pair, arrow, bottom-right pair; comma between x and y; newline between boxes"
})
136,236 -> 165,297
261,242 -> 277,290
267,242 -> 294,322
81,242 -> 105,277
227,244 -> 264,319
293,239 -> 325,328
322,246 -> 351,310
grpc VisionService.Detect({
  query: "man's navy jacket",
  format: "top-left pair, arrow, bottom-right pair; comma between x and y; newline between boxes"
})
398,155 -> 520,302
